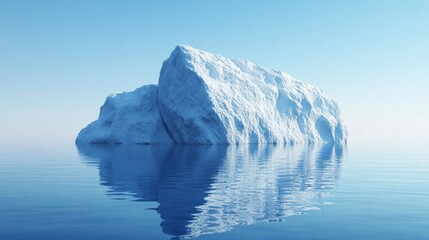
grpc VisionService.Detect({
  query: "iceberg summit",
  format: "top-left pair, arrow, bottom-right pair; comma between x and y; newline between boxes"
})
76,45 -> 347,144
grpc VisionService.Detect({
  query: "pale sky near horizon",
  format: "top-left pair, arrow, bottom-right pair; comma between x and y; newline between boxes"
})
1,0 -> 428,146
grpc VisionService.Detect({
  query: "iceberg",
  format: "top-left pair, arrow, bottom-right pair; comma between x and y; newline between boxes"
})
77,45 -> 347,144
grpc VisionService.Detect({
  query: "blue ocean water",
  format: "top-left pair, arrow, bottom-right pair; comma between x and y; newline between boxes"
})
0,143 -> 428,240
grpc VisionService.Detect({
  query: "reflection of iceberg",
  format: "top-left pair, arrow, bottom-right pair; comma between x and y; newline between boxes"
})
77,144 -> 345,239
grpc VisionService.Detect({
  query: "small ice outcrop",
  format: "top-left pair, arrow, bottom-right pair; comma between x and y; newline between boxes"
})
76,85 -> 173,144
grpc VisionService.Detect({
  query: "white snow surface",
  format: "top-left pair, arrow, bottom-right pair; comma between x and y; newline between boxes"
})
76,85 -> 173,144
157,45 -> 347,144
77,45 -> 347,144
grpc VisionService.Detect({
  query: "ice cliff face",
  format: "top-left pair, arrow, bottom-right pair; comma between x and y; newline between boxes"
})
158,45 -> 346,144
75,85 -> 173,144
77,45 -> 347,144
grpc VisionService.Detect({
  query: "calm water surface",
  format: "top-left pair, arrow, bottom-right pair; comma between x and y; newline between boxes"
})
0,143 -> 428,239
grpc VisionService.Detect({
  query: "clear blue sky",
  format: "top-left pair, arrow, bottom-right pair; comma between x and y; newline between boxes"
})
1,0 -> 428,146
